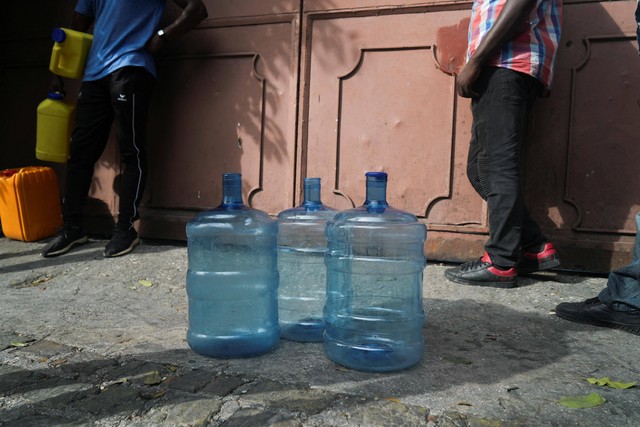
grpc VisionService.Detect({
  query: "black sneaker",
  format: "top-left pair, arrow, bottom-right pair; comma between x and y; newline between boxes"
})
555,297 -> 640,335
517,242 -> 560,274
42,227 -> 89,258
104,228 -> 140,258
445,252 -> 517,288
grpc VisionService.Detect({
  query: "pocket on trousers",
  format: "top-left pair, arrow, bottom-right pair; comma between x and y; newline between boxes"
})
498,69 -> 536,104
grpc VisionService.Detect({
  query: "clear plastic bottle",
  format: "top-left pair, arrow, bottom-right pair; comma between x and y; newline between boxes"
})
186,173 -> 279,357
324,172 -> 427,372
277,178 -> 337,342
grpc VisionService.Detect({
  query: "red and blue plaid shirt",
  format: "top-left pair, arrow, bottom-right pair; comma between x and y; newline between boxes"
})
467,0 -> 563,89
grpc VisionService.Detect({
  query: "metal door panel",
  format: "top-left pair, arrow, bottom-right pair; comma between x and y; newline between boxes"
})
298,5 -> 489,263
301,10 -> 483,226
300,1 -> 640,271
1,0 -> 638,272
148,54 -> 267,209
334,47 -> 455,216
522,0 -> 640,270
566,35 -> 639,234
303,0 -> 472,12
139,3 -> 300,239
204,0 -> 301,19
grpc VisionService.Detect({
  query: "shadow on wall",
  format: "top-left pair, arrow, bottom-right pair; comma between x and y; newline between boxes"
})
1,1 -> 351,228
143,0 -> 350,214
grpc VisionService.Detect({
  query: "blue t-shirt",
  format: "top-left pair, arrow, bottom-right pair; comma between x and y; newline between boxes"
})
75,0 -> 165,81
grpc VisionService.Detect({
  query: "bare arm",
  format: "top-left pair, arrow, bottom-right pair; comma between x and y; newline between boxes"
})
147,0 -> 208,54
457,0 -> 538,98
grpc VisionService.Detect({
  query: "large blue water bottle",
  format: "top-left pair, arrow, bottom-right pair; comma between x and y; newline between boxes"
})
186,173 -> 280,357
277,178 -> 337,342
324,172 -> 427,372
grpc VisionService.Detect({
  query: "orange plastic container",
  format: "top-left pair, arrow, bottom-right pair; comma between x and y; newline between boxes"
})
0,167 -> 62,242
49,27 -> 93,79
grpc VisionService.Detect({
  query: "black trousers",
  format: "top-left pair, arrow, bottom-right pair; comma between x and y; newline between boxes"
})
63,67 -> 155,232
467,67 -> 547,267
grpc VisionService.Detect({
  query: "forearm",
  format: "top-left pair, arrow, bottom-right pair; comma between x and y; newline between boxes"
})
161,0 -> 208,40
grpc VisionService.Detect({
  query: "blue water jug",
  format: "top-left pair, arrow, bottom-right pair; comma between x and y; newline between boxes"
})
277,178 -> 337,342
324,172 -> 427,372
186,173 -> 280,357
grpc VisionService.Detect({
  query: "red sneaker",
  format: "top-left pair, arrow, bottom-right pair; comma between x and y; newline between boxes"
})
445,252 -> 517,288
517,243 -> 560,274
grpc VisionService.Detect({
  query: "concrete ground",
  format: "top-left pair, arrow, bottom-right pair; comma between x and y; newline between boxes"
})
1,236 -> 638,427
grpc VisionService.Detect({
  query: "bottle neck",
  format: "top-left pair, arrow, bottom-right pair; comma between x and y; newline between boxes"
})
221,173 -> 244,207
303,178 -> 322,208
364,173 -> 388,212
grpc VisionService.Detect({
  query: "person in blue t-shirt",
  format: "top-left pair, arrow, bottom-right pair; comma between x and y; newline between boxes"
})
42,0 -> 207,259
554,2 -> 640,335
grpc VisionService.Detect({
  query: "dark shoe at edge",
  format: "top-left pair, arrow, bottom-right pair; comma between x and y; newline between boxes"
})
555,297 -> 640,335
104,228 -> 140,258
517,242 -> 560,274
445,252 -> 517,288
42,227 -> 89,258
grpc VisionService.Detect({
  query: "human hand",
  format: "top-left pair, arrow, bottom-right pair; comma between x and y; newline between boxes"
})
48,75 -> 65,96
456,59 -> 481,98
146,33 -> 164,55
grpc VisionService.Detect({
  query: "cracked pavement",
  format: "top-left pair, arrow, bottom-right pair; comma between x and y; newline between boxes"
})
1,237 -> 639,426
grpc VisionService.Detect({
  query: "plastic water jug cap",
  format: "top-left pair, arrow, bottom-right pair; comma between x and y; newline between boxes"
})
223,172 -> 241,182
365,171 -> 387,181
304,177 -> 321,189
47,92 -> 65,101
52,28 -> 67,43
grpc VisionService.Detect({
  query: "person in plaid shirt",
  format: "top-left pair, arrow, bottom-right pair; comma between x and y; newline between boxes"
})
445,0 -> 562,288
